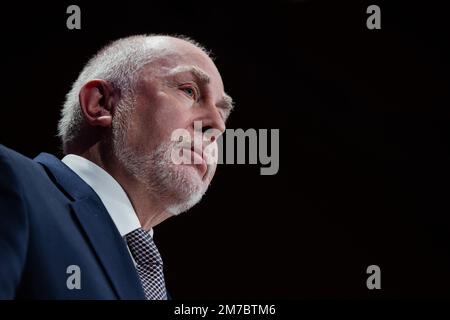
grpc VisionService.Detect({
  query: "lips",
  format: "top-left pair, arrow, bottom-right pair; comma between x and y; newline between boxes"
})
191,145 -> 206,163
180,146 -> 207,177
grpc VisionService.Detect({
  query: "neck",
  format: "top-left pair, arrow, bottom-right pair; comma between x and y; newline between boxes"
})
78,143 -> 172,230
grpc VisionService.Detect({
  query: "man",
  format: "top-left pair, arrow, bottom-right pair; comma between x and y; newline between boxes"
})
0,34 -> 233,299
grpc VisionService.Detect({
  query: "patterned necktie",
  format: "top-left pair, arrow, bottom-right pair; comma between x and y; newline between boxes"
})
126,228 -> 167,300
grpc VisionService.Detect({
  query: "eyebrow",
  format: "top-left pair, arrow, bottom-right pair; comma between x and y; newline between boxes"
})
167,65 -> 235,120
167,65 -> 210,85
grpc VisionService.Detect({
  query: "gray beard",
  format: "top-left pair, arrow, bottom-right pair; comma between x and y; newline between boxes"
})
113,135 -> 208,216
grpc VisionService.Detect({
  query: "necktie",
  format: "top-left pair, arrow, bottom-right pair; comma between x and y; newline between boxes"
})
126,228 -> 167,300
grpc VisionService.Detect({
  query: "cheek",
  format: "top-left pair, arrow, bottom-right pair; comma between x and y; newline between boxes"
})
120,118 -> 152,153
148,93 -> 192,139
119,106 -> 159,152
130,89 -> 192,149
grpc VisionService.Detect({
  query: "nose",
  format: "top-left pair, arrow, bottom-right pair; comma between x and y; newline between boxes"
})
195,98 -> 226,134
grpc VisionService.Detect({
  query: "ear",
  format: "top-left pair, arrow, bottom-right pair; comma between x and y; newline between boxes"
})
78,79 -> 118,128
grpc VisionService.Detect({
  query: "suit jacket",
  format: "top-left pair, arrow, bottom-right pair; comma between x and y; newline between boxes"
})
0,144 -> 147,299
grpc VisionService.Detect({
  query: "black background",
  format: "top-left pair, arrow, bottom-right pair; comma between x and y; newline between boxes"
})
0,0 -> 449,299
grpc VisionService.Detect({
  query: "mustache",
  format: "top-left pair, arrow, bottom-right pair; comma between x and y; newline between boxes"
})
171,139 -> 218,166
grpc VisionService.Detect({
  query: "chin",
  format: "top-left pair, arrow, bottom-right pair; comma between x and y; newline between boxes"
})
114,138 -> 212,216
164,164 -> 208,216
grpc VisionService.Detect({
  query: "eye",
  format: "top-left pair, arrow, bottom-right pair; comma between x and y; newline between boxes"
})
180,85 -> 199,101
183,87 -> 195,97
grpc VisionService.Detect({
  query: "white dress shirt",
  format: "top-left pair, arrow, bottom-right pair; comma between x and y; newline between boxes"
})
61,154 -> 153,258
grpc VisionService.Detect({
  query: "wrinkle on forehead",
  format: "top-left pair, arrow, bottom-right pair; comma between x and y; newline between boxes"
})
139,54 -> 213,82
166,65 -> 210,83
136,37 -> 230,101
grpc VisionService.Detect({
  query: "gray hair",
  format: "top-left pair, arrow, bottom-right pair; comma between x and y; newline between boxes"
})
57,34 -> 209,153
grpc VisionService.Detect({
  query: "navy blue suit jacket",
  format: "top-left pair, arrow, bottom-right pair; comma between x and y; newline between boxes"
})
0,145 -> 148,299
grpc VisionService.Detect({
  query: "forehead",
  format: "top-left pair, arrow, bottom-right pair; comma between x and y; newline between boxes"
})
142,42 -> 224,93
135,40 -> 234,120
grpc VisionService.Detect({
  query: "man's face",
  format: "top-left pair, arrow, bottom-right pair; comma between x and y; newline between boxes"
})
113,39 -> 231,215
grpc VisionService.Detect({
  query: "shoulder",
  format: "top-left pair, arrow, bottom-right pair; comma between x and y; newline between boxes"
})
0,145 -> 51,192
0,144 -> 36,170
0,145 -> 33,184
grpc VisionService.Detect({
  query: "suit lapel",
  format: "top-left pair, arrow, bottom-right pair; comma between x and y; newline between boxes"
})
71,197 -> 145,299
35,153 -> 146,300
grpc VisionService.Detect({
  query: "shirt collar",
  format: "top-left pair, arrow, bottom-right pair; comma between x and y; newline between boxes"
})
62,154 -> 153,238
